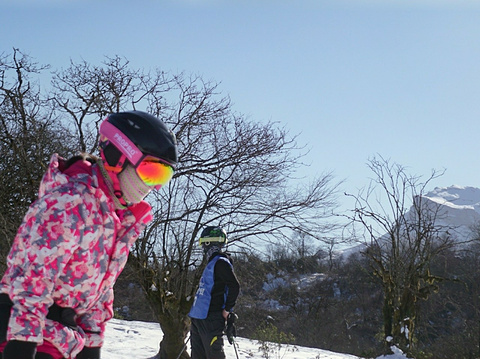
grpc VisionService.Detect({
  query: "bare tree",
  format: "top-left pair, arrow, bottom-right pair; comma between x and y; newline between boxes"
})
129,75 -> 342,358
0,49 -> 72,270
50,55 -> 170,153
346,156 -> 456,355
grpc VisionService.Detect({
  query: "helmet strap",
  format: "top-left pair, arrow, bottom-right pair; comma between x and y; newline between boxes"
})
98,159 -> 128,210
103,163 -> 123,173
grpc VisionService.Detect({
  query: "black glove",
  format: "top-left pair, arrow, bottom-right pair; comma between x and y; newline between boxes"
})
3,340 -> 37,359
75,346 -> 101,359
226,312 -> 238,345
36,353 -> 55,359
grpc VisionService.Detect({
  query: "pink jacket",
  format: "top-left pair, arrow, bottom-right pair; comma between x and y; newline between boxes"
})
0,154 -> 153,358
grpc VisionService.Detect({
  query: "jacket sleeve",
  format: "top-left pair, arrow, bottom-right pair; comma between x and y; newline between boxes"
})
76,288 -> 113,347
5,190 -> 86,343
75,200 -> 153,347
115,200 -> 153,243
215,259 -> 240,312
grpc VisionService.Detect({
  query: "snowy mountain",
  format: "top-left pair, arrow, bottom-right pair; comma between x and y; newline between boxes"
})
102,318 -> 408,359
338,185 -> 480,259
421,185 -> 480,241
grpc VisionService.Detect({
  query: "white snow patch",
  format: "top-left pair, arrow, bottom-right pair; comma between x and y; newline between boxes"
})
103,318 -> 409,359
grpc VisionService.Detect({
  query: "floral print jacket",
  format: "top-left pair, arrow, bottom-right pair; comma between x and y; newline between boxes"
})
0,154 -> 153,358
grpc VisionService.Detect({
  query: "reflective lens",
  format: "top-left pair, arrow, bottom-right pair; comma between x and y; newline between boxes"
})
135,156 -> 174,187
198,237 -> 226,246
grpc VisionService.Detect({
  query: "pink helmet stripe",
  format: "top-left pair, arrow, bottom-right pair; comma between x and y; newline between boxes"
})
100,120 -> 144,165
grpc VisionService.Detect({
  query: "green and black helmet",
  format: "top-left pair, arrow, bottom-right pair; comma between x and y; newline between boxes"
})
199,226 -> 228,246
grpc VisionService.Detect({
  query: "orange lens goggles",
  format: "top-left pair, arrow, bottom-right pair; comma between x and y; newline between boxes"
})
135,156 -> 174,187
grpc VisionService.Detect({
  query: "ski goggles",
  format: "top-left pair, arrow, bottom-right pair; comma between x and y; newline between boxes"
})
99,120 -> 175,188
198,236 -> 227,246
135,156 -> 174,187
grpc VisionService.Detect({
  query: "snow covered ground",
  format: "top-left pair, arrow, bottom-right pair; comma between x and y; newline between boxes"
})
102,318 -> 408,359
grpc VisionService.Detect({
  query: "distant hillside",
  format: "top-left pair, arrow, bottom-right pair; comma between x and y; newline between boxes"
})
337,185 -> 480,259
422,185 -> 480,241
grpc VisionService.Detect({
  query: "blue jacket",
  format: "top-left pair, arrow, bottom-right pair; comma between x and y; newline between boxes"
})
189,254 -> 239,319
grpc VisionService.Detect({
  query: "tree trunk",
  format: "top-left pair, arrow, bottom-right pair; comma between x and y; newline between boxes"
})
382,286 -> 394,352
153,315 -> 190,359
154,335 -> 189,359
153,296 -> 192,359
387,287 -> 416,354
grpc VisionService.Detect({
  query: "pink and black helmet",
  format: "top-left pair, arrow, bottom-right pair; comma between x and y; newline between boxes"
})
99,110 -> 178,170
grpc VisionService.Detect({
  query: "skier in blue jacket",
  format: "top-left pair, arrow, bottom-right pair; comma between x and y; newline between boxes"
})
189,226 -> 240,359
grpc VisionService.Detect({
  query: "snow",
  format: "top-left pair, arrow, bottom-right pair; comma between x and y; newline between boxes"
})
425,186 -> 480,208
262,273 -> 289,291
421,185 -> 480,241
102,318 -> 408,359
263,273 -> 327,292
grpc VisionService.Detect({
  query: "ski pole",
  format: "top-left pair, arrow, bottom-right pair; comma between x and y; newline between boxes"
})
232,339 -> 240,359
175,334 -> 191,359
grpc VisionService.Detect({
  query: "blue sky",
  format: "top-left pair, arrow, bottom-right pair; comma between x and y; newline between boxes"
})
2,0 -> 480,213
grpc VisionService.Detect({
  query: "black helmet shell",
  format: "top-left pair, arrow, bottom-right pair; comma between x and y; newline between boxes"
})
106,111 -> 178,167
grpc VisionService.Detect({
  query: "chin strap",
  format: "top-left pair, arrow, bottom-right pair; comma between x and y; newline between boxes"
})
97,160 -> 129,210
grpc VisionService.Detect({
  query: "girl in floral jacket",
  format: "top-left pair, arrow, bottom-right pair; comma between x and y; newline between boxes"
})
0,111 -> 177,359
